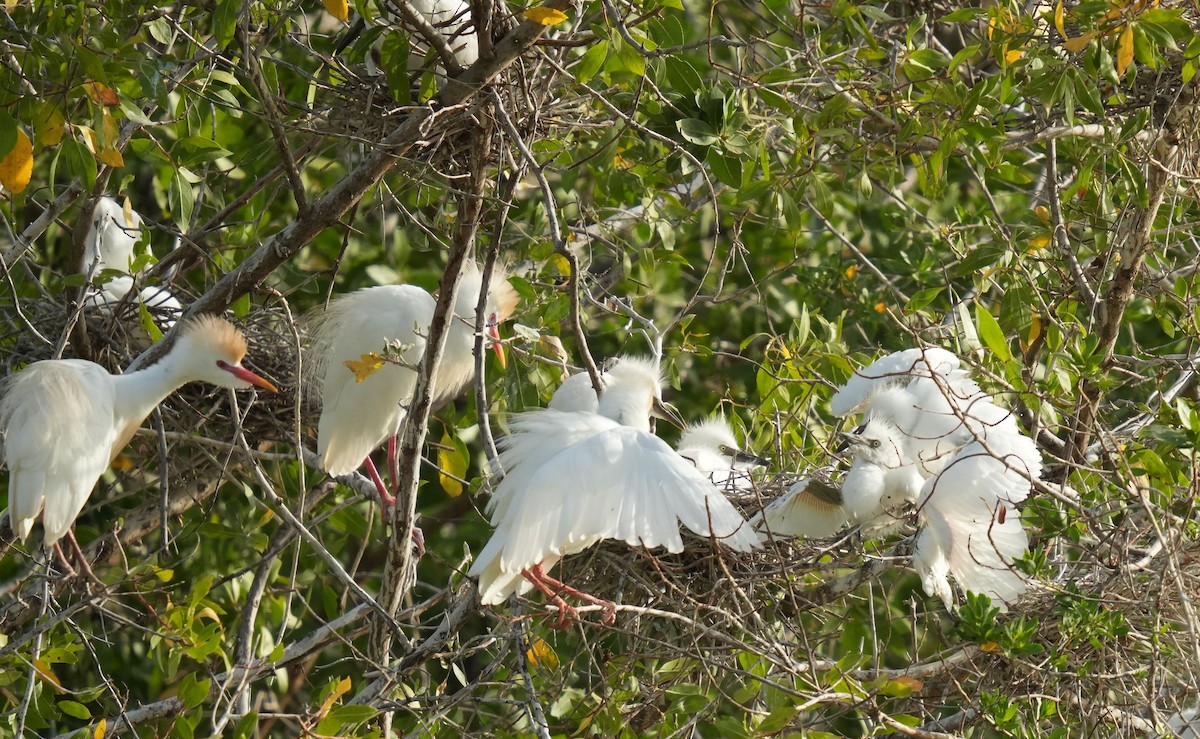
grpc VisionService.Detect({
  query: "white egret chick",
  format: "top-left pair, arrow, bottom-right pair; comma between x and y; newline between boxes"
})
470,356 -> 761,628
912,432 -> 1042,611
836,419 -> 926,523
0,316 -> 277,560
308,262 -> 518,510
675,417 -> 768,492
83,196 -> 142,276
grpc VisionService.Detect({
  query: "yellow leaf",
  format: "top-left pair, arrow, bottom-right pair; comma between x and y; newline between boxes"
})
195,606 -> 222,622
4,0 -> 14,12
438,430 -> 467,497
526,637 -> 559,669
1026,313 -> 1042,346
154,568 -> 175,582
344,353 -> 385,383
1063,31 -> 1097,53
0,128 -> 33,194
844,264 -> 859,279
524,6 -> 569,24
548,252 -> 571,277
34,658 -> 63,692
986,16 -> 996,39
873,302 -> 886,313
319,676 -> 352,716
111,453 -> 135,471
1004,48 -> 1023,63
1034,205 -> 1050,223
979,641 -> 1000,652
1028,234 -> 1051,251
1116,23 -> 1134,75
94,718 -> 106,739
323,0 -> 349,22
1053,0 -> 1066,38
96,147 -> 124,167
891,675 -> 924,692
34,103 -> 65,148
82,81 -> 120,107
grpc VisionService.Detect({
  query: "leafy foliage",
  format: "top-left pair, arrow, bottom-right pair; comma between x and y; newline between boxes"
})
0,0 -> 1199,735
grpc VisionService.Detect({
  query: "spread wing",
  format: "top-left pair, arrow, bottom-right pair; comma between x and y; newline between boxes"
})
831,347 -> 960,417
475,423 -> 760,584
753,478 -> 849,538
1,361 -> 118,545
915,433 -> 1042,609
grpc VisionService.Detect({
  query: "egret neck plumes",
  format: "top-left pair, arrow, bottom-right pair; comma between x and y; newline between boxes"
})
309,262 -> 518,510
0,315 -> 276,548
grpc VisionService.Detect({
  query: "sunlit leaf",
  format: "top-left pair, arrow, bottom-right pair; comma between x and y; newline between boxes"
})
345,353 -> 386,383
83,81 -> 120,107
1063,31 -> 1098,53
975,305 -> 1013,362
323,0 -> 350,22
1116,23 -> 1134,75
844,264 -> 859,279
59,700 -> 92,720
34,102 -> 65,148
34,658 -> 63,692
524,6 -> 568,24
526,637 -> 560,669
0,128 -> 33,193
1004,48 -> 1023,63
1054,1 -> 1066,38
94,719 -> 106,738
437,429 -> 467,497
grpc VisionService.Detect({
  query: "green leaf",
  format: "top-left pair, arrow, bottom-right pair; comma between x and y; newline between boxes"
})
213,0 -> 238,47
178,675 -> 211,709
0,110 -> 18,160
575,41 -> 607,84
975,304 -> 1013,362
677,118 -> 718,146
58,700 -> 91,720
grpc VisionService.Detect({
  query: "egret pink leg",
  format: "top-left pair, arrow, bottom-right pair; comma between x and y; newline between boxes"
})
362,456 -> 396,512
521,563 -> 616,628
64,530 -> 105,589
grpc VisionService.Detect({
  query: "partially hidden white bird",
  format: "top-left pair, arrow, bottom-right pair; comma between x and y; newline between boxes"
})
675,417 -> 768,493
470,356 -> 762,628
760,347 -> 1042,610
410,0 -> 479,68
0,315 -> 277,562
82,197 -> 183,331
308,261 -> 518,511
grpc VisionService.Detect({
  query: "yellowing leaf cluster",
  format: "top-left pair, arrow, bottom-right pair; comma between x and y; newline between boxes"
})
323,0 -> 350,22
0,128 -> 33,193
344,353 -> 386,383
524,6 -> 569,25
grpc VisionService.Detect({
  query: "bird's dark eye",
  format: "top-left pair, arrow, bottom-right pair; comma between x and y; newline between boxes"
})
869,439 -> 881,449
719,445 -> 734,455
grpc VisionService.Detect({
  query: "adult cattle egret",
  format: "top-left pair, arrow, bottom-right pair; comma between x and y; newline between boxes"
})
308,262 -> 518,509
675,417 -> 768,492
760,347 -> 1041,609
470,356 -> 762,628
0,316 -> 277,556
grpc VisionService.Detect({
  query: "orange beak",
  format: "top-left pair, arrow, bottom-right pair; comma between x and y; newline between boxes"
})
487,314 -> 506,369
223,363 -> 279,393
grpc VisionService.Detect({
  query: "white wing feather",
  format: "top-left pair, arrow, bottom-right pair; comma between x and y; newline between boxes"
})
1,361 -> 119,546
753,478 -> 850,538
831,347 -> 960,417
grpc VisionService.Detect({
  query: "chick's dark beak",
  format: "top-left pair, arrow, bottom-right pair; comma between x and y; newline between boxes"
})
652,398 -> 686,431
733,449 -> 771,467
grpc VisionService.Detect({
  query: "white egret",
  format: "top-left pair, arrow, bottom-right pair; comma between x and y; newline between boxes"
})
0,316 -> 277,562
760,347 -> 1042,609
409,0 -> 478,67
470,356 -> 762,628
82,197 -> 183,331
83,196 -> 141,276
308,261 -> 518,511
675,417 -> 768,492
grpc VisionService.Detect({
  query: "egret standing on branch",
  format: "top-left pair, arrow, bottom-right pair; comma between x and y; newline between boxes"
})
0,316 -> 277,568
308,261 -> 518,513
471,356 -> 761,628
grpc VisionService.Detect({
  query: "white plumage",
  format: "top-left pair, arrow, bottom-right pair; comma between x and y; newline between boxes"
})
470,357 -> 761,622
83,196 -> 141,276
0,316 -> 277,547
675,417 -> 766,492
308,262 -> 518,478
761,347 -> 1042,610
408,0 -> 479,67
754,477 -> 848,538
